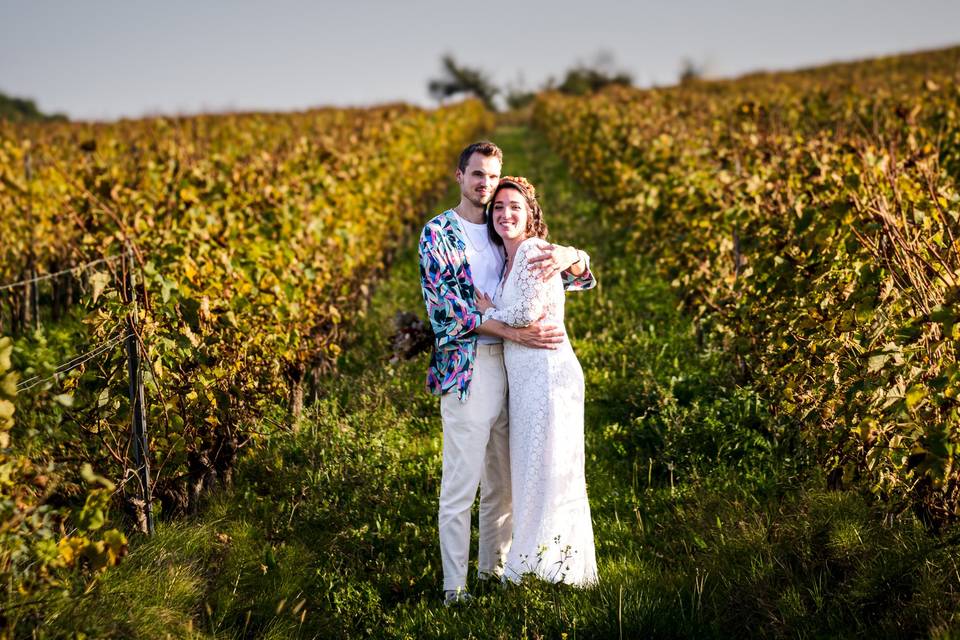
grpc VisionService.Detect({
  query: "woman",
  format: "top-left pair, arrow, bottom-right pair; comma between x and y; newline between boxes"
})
475,176 -> 598,586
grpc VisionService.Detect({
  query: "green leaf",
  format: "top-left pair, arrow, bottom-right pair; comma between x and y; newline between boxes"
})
83,508 -> 106,531
80,463 -> 116,491
929,306 -> 956,324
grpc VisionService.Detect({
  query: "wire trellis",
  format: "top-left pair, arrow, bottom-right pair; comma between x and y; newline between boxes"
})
15,330 -> 132,393
3,244 -> 155,534
0,255 -> 123,293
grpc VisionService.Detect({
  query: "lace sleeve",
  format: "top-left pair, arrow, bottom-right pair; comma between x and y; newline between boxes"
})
490,243 -> 548,328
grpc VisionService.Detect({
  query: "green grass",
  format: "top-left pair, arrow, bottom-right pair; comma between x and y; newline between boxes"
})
19,125 -> 960,639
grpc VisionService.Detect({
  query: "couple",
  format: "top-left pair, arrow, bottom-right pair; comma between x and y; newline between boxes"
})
417,141 -> 598,605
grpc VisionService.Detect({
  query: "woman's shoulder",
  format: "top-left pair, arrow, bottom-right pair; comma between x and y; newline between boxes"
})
518,237 -> 549,260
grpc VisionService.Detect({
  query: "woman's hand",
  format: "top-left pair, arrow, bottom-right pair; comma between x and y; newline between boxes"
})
475,291 -> 495,314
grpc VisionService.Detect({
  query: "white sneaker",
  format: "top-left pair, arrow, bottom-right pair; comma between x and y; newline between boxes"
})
443,588 -> 474,607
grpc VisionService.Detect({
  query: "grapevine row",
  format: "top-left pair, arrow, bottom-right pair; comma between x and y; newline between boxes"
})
534,47 -> 960,519
0,100 -> 492,589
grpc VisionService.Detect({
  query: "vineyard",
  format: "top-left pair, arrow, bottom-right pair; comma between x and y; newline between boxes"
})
0,100 -> 491,609
3,45 -> 960,639
534,46 -> 960,521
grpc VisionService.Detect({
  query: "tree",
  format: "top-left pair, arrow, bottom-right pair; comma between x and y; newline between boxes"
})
678,58 -> 707,84
427,55 -> 498,111
555,52 -> 633,96
503,72 -> 536,111
557,68 -> 632,95
0,91 -> 67,122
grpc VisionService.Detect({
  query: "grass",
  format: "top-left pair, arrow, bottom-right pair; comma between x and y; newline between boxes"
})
18,125 -> 960,639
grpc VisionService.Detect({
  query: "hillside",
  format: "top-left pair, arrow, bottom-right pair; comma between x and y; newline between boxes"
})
3,46 -> 960,638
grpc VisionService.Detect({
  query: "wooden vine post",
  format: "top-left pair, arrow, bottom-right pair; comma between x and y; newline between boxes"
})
25,152 -> 38,333
124,247 -> 154,534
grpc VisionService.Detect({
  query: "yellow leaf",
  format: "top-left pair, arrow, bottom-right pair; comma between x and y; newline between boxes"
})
905,385 -> 926,410
58,535 -> 89,568
89,271 -> 111,305
1,372 -> 17,397
53,393 -> 74,407
0,337 -> 12,371
179,186 -> 199,203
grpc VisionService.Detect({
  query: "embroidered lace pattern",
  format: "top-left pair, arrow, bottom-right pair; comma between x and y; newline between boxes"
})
491,238 -> 598,586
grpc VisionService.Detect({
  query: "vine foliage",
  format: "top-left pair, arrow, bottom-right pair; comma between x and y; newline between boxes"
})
534,47 -> 960,521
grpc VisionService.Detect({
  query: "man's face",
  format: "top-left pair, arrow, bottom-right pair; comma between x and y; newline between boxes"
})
456,153 -> 501,208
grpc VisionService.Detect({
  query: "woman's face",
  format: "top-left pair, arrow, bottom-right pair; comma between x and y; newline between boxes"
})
491,187 -> 528,241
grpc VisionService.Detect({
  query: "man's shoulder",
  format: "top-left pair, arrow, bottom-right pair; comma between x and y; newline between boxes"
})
423,209 -> 454,231
420,209 -> 456,244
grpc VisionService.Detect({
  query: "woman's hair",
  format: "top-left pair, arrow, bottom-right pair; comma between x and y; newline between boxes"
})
486,176 -> 549,245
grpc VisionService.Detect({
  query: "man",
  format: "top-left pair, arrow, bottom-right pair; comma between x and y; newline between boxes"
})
418,141 -> 595,605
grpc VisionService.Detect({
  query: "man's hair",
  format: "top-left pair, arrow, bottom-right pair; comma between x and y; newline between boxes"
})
457,141 -> 502,173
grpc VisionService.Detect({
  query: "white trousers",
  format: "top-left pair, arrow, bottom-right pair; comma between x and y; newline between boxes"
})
438,344 -> 512,591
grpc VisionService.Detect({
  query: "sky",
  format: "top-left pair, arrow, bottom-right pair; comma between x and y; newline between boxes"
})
1,0 -> 959,121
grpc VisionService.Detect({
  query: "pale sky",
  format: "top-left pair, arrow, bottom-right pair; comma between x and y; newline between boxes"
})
1,0 -> 958,121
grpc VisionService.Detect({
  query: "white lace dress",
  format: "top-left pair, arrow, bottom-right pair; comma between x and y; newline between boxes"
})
490,238 -> 598,586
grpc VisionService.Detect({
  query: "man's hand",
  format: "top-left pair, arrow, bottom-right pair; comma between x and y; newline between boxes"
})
527,242 -> 583,281
475,291 -> 495,313
509,321 -> 565,350
476,315 -> 564,349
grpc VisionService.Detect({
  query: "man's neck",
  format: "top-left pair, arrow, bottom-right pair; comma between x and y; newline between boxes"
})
453,200 -> 485,225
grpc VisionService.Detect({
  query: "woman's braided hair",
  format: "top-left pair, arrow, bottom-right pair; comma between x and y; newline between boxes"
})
486,176 -> 549,245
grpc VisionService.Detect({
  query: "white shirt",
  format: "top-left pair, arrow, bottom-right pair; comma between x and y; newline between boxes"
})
456,212 -> 505,345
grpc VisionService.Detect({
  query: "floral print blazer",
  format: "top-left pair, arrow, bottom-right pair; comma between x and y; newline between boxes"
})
418,209 -> 596,401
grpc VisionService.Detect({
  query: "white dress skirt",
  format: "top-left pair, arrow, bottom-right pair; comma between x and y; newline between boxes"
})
490,238 -> 598,586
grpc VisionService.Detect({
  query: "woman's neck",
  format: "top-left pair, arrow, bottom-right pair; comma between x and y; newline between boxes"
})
502,235 -> 527,265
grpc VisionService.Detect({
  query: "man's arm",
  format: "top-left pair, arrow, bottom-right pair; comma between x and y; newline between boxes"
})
419,227 -> 563,349
420,222 -> 570,350
527,242 -> 596,291
418,229 -> 482,347
476,318 -> 565,350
